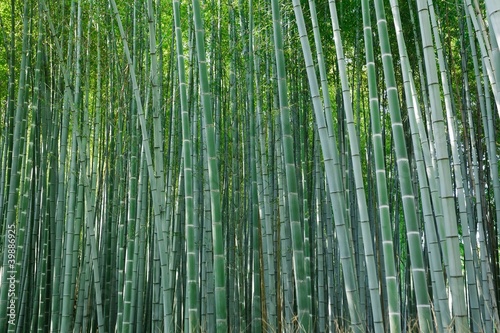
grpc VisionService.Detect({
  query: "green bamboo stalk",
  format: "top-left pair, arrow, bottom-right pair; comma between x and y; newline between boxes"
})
114,109 -> 126,333
269,24 -> 291,326
164,49 -> 184,333
60,129 -> 79,333
254,27 -> 277,333
415,1 -> 470,331
172,0 -> 198,330
151,232 -> 162,332
135,151 -> 149,333
201,90 -> 215,332
100,35 -> 116,327
190,0 -> 228,330
25,5 -> 45,332
313,135 -> 327,332
119,3 -> 141,331
360,0 -> 401,330
80,94 -> 105,333
275,112 -> 293,331
316,1 -> 383,331
147,0 -> 167,227
270,1 -> 311,331
31,71 -> 53,332
226,5 -> 239,330
145,1 -> 177,331
373,0 -> 433,331
406,0 -> 450,273
388,2 -> 453,331
16,70 -> 35,333
247,3 -> 263,331
428,3 -> 480,330
60,2 -> 85,330
37,222 -> 50,333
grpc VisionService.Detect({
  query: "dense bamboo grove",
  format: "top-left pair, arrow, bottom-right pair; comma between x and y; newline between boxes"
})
1,0 -> 500,332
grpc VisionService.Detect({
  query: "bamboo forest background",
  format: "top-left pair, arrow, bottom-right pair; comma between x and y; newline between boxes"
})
1,0 -> 500,332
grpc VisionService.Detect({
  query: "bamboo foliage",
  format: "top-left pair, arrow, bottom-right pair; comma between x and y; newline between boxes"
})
0,0 -> 499,332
